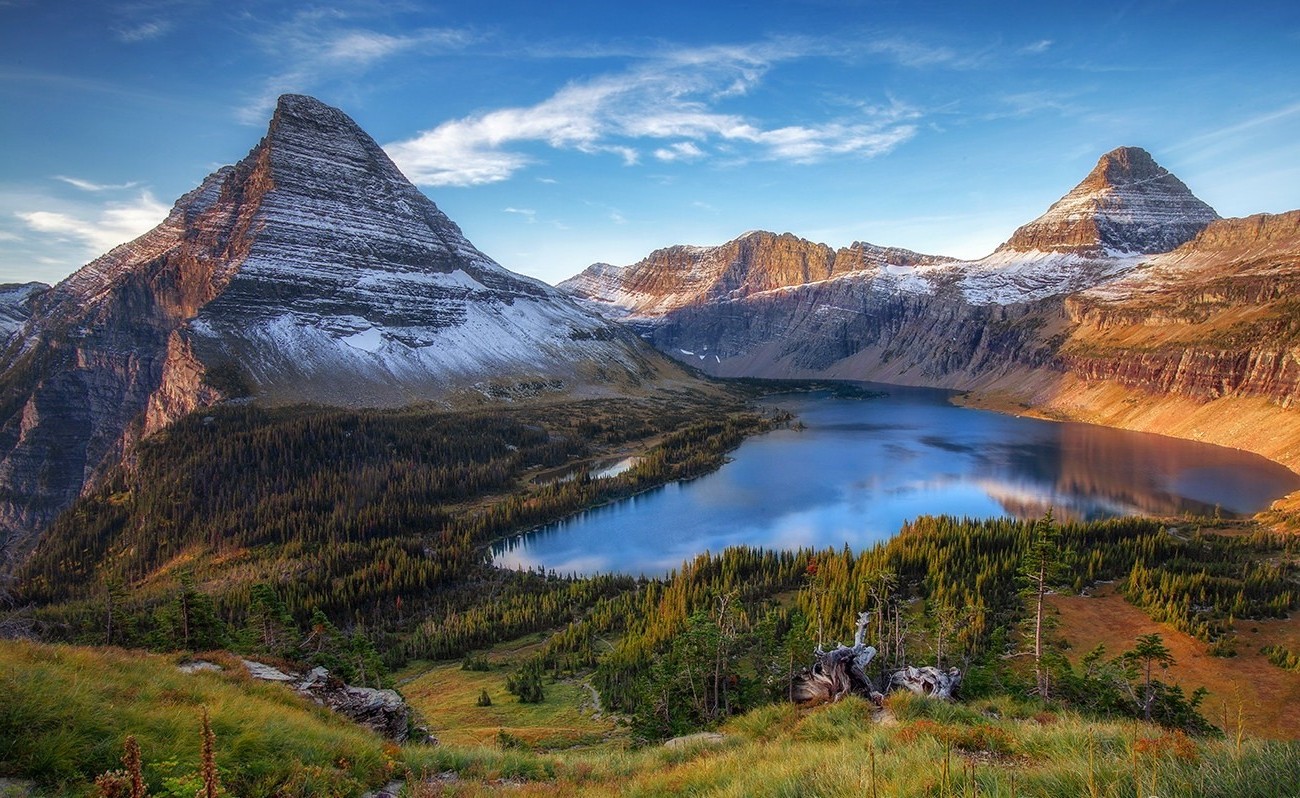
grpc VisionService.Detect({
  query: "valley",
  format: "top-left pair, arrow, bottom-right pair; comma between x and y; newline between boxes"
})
1,92 -> 1299,797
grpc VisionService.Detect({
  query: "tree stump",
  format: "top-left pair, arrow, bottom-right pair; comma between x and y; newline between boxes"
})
791,612 -> 885,705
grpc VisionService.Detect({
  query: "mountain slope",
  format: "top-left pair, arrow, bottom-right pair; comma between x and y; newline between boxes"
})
0,94 -> 685,566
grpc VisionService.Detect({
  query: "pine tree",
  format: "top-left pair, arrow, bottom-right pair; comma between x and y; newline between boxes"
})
244,584 -> 299,659
1019,511 -> 1072,699
1125,633 -> 1175,722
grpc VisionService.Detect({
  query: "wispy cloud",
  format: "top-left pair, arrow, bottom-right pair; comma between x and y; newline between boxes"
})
238,9 -> 476,124
1168,101 -> 1300,161
54,175 -> 140,192
114,18 -> 172,43
654,142 -> 706,162
1019,39 -> 1054,55
864,36 -> 991,69
386,42 -> 920,186
982,90 -> 1082,121
503,207 -> 537,223
15,191 -> 168,258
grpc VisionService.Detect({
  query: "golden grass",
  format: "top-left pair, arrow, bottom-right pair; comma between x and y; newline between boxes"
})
395,695 -> 1300,797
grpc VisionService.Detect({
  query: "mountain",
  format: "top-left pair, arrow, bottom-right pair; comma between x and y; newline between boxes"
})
563,147 -> 1220,315
561,148 -> 1300,468
558,231 -> 954,320
0,94 -> 683,565
999,146 -> 1219,255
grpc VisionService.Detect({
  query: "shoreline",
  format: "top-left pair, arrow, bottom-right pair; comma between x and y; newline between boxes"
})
951,382 -> 1300,529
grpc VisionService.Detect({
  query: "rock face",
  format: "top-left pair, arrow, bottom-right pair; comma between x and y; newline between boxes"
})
0,94 -> 679,568
559,231 -> 954,320
1060,210 -> 1300,406
0,283 -> 46,340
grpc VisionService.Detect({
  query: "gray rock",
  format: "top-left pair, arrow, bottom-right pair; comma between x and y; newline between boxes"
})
242,660 -> 415,741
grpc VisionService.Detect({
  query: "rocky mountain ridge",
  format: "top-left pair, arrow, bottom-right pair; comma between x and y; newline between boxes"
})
0,94 -> 684,566
561,148 -> 1300,448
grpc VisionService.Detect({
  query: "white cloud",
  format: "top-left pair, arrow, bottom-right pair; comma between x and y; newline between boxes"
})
503,207 -> 537,223
115,19 -> 173,43
16,191 -> 169,258
386,43 -> 920,186
54,176 -> 140,192
1020,39 -> 1054,55
654,142 -> 706,162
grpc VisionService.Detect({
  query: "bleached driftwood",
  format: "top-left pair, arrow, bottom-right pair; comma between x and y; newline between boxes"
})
791,612 -> 884,705
791,610 -> 963,704
888,665 -> 962,700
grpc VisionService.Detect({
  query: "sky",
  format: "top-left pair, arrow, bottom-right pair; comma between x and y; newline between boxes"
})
1,1 -> 1298,287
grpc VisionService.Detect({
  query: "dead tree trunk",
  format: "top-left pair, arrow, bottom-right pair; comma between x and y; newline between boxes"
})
792,610 -> 963,705
791,612 -> 884,705
888,666 -> 962,700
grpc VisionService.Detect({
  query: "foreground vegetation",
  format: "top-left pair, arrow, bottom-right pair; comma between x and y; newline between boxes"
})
4,385 -> 1300,795
0,641 -> 398,797
4,639 -> 1297,798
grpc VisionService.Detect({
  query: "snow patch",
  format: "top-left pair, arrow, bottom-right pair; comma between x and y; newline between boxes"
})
342,327 -> 385,352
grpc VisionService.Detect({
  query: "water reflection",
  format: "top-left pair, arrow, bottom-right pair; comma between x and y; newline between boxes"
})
493,385 -> 1300,576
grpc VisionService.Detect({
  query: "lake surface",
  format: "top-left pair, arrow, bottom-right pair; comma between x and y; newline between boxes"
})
492,385 -> 1300,576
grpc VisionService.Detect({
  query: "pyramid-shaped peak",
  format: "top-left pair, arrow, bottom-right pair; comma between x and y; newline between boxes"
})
1091,146 -> 1163,182
269,94 -> 359,130
998,146 -> 1219,255
1072,146 -> 1183,196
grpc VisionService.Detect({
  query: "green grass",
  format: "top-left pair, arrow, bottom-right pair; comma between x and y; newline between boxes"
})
0,641 -> 399,797
400,637 -> 625,750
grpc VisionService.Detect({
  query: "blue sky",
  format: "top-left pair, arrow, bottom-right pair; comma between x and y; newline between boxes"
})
1,1 -> 1298,286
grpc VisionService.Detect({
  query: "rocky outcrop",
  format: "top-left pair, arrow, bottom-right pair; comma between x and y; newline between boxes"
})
296,667 -> 415,742
239,660 -> 420,742
0,94 -> 684,571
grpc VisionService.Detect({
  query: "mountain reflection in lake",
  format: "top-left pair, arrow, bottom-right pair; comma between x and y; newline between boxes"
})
492,386 -> 1300,576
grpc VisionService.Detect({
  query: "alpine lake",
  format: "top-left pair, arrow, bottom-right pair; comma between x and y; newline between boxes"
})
493,384 -> 1300,576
